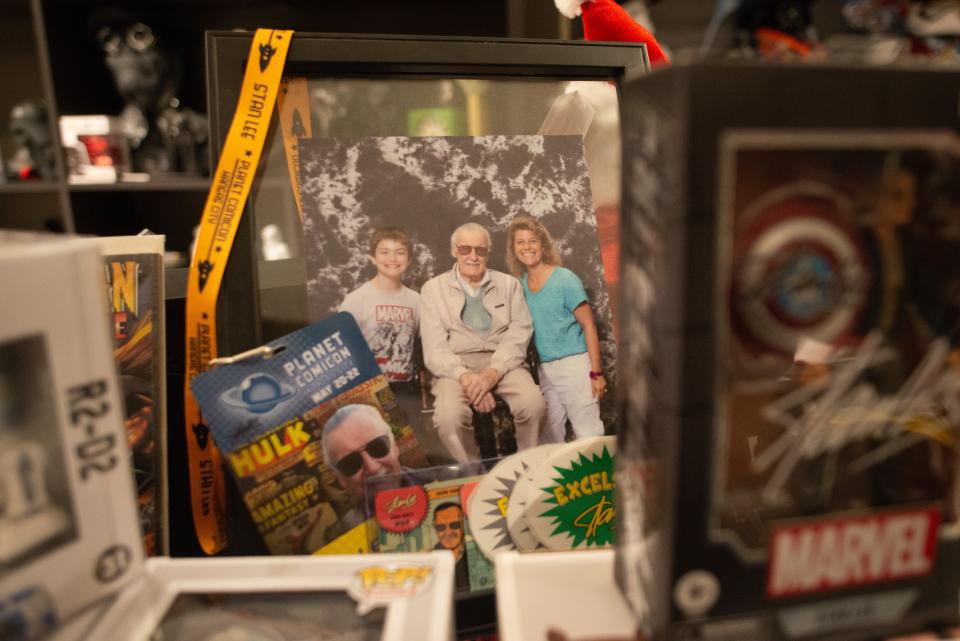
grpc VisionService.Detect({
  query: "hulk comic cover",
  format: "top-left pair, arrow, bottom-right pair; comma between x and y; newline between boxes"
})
191,312 -> 428,555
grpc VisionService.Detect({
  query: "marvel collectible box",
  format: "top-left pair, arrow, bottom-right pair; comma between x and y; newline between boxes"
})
616,62 -> 960,641
0,233 -> 143,640
82,552 -> 455,641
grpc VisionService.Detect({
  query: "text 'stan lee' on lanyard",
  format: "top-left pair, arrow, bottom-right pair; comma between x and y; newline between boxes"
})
184,29 -> 294,554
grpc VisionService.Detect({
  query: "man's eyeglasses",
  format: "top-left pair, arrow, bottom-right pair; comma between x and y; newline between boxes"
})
434,521 -> 462,532
333,435 -> 391,476
455,244 -> 489,258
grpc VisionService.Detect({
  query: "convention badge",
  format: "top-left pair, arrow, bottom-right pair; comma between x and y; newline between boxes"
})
469,444 -> 560,560
525,436 -> 617,550
190,312 -> 386,555
349,564 -> 434,615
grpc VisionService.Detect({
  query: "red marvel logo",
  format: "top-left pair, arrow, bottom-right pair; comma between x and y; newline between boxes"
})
375,305 -> 413,323
767,507 -> 940,598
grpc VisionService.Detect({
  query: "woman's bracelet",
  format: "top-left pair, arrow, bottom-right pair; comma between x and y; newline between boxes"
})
589,370 -> 603,380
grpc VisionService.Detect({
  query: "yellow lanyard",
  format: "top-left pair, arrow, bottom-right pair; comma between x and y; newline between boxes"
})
277,76 -> 312,222
184,29 -> 294,554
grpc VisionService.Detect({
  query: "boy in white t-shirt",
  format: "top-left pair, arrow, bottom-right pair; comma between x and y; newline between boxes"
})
340,227 -> 420,383
339,227 -> 447,460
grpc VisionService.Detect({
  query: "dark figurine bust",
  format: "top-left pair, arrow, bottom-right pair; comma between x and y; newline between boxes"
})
96,18 -> 208,176
7,100 -> 56,181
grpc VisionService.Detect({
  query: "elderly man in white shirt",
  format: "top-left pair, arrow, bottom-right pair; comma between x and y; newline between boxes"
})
419,222 -> 546,463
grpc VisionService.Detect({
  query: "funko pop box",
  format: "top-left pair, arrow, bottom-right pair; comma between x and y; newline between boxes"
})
0,233 -> 144,639
615,62 -> 960,641
81,552 -> 456,641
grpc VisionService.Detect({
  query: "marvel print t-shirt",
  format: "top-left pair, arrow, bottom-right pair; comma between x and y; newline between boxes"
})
339,281 -> 420,382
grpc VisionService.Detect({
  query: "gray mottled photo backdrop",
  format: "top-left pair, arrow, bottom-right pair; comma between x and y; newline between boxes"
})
298,135 -> 618,418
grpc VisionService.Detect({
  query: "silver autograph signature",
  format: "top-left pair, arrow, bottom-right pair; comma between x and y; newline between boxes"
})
751,331 -> 960,505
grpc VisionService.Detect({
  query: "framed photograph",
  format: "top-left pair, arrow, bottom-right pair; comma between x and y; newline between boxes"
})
205,34 -> 647,466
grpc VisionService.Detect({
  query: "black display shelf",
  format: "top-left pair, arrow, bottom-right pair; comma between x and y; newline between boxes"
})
68,178 -> 211,192
0,182 -> 60,194
455,590 -> 497,640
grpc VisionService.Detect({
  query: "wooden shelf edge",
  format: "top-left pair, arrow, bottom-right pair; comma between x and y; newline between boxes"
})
68,178 -> 211,193
0,182 -> 60,195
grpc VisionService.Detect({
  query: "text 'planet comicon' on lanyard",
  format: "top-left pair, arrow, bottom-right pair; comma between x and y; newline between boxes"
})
184,29 -> 293,554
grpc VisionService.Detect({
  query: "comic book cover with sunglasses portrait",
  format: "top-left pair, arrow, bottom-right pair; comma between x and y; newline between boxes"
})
190,312 -> 429,555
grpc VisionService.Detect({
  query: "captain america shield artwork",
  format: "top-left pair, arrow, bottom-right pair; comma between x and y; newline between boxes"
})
731,180 -> 870,355
710,133 -> 960,570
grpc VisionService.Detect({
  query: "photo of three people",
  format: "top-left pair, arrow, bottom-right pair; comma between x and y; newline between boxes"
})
299,134 -> 620,473
337,220 -> 607,467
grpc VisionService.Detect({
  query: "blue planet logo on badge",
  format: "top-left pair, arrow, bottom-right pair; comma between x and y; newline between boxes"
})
222,373 -> 296,414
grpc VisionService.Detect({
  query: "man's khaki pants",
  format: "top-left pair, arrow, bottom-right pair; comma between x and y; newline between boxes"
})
431,352 -> 545,463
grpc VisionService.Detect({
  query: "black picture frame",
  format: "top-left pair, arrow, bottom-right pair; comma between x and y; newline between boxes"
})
203,31 -> 648,637
205,30 -> 648,358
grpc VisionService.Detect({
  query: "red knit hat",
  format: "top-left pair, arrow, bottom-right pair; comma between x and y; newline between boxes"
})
555,0 -> 670,67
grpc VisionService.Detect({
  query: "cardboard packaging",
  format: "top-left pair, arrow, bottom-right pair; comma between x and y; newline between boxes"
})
94,235 -> 168,556
615,62 -> 960,641
0,233 -> 143,640
496,549 -> 636,641
59,115 -> 131,184
83,553 -> 456,641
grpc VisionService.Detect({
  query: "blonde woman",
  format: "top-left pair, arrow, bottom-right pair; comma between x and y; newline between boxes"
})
506,216 -> 605,442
